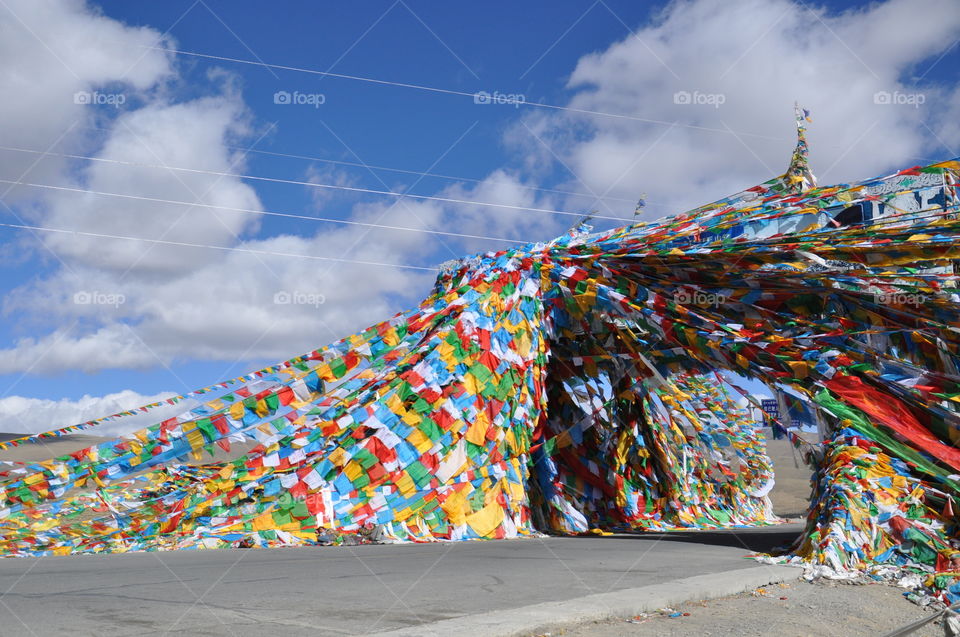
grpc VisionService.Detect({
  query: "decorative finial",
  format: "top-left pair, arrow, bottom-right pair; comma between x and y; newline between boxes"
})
782,102 -> 817,193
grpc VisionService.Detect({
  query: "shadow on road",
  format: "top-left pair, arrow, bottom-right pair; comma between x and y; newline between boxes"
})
575,525 -> 802,554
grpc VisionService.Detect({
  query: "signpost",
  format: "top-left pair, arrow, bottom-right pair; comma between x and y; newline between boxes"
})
760,398 -> 782,439
760,399 -> 779,418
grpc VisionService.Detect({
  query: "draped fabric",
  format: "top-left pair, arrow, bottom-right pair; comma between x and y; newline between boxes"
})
3,115 -> 960,604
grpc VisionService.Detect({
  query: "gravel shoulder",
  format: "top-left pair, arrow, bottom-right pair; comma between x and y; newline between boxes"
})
535,579 -> 943,637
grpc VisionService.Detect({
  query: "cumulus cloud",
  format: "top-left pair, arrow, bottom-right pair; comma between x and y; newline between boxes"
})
1,162 -> 573,376
516,0 -> 960,219
3,0 -> 960,434
0,0 -> 173,200
0,389 -> 190,436
0,0 -> 566,383
441,168 -> 571,249
40,83 -> 264,274
0,221 -> 440,373
0,325 -> 157,374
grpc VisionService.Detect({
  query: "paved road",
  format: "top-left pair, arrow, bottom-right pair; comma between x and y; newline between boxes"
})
0,524 -> 802,636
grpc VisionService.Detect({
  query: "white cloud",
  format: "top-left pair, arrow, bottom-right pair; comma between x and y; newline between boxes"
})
515,0 -> 960,218
0,389 -> 189,436
0,0 -> 568,380
40,82 -> 264,274
304,164 -> 361,211
442,168 -> 570,248
0,325 -> 157,374
4,0 -> 960,388
0,0 -> 173,200
0,201 -> 443,372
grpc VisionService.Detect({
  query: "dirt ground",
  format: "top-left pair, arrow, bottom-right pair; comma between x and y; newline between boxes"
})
532,579 -> 944,637
0,432 -> 255,465
764,433 -> 815,519
0,433 -> 112,462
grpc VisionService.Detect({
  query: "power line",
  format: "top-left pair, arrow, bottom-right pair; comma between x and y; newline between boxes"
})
0,144 -> 629,221
0,221 -> 440,271
140,45 -> 787,142
84,47 -> 945,195
234,146 -> 660,207
75,124 -> 669,208
0,178 -> 529,244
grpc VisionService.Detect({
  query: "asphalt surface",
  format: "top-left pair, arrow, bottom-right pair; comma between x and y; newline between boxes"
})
0,524 -> 802,636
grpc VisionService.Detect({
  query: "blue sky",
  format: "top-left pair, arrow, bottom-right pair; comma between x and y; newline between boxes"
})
0,0 -> 959,432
